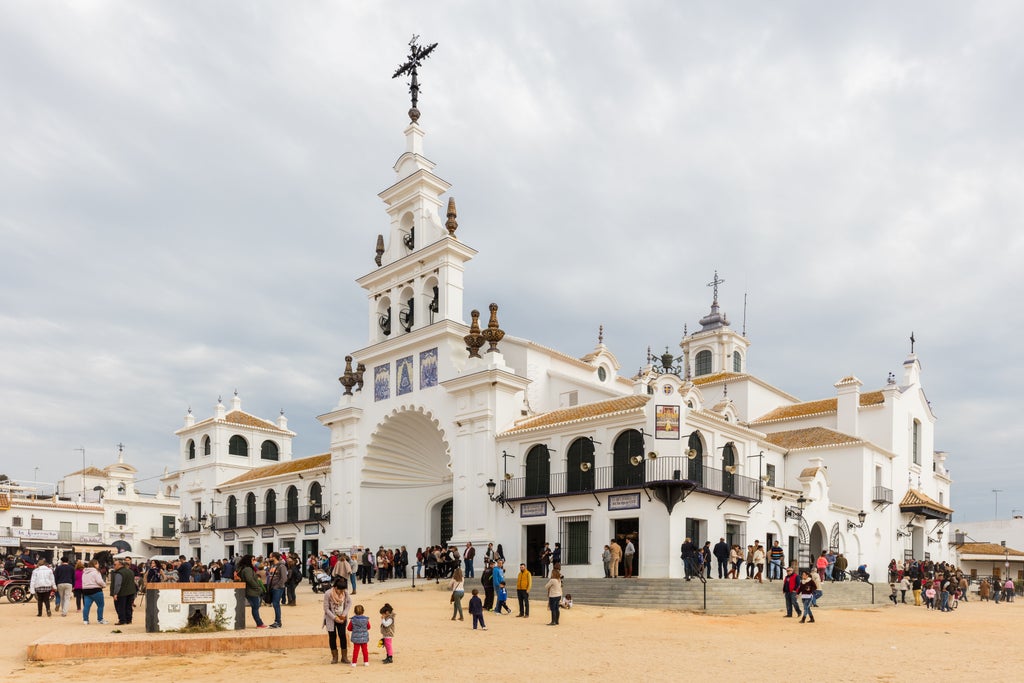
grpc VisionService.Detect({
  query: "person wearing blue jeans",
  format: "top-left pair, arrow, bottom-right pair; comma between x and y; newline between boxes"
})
798,571 -> 817,623
81,560 -> 108,625
268,552 -> 287,628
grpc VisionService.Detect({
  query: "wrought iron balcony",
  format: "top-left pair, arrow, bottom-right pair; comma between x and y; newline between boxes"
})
872,486 -> 893,504
216,504 -> 326,531
501,457 -> 761,503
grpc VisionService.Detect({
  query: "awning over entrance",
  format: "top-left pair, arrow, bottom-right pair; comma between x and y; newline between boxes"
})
899,488 -> 952,521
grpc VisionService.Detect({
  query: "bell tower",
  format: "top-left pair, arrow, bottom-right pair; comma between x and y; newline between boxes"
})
680,271 -> 751,377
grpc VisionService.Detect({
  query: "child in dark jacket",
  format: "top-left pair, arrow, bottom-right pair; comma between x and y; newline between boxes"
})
347,604 -> 372,666
468,589 -> 487,630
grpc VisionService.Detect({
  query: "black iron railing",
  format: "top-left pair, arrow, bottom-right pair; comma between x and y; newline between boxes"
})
503,457 -> 760,502
872,486 -> 893,504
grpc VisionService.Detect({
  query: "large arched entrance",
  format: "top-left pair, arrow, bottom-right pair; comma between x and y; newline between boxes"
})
809,521 -> 828,572
363,408 -> 452,546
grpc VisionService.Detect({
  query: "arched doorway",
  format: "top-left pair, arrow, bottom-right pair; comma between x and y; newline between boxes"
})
809,521 -> 827,573
687,431 -> 704,485
613,429 -> 645,488
525,444 -> 551,496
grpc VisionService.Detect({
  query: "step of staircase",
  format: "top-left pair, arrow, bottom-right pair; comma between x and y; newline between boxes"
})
562,578 -> 880,615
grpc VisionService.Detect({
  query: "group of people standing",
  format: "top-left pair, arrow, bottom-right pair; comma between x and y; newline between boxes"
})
461,557 -> 566,629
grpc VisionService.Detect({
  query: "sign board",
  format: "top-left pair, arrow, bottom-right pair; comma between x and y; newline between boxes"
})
261,528 -> 276,538
608,493 -> 641,511
79,534 -> 103,543
304,523 -> 320,535
223,532 -> 236,541
188,537 -> 201,546
181,590 -> 215,604
520,502 -> 547,518
14,529 -> 59,540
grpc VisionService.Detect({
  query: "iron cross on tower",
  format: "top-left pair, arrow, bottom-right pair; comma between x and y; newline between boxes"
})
393,35 -> 438,123
707,270 -> 725,305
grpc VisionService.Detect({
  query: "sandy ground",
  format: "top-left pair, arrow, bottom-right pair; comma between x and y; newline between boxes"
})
3,581 -> 1022,682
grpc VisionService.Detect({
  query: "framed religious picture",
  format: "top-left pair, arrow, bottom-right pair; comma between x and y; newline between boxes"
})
374,362 -> 390,402
655,404 -> 680,439
397,355 -> 414,395
420,348 -> 438,389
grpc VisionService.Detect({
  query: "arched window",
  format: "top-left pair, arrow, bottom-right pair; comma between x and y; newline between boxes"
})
229,435 -> 248,457
202,435 -> 211,456
695,350 -> 712,376
733,350 -> 742,372
613,429 -> 645,488
566,437 -> 595,493
286,486 -> 299,522
687,431 -> 704,485
245,492 -> 256,526
721,442 -> 736,494
265,489 -> 277,524
227,495 -> 237,528
912,419 -> 921,466
260,440 -> 279,461
524,445 -> 551,496
308,481 -> 323,519
187,439 -> 196,460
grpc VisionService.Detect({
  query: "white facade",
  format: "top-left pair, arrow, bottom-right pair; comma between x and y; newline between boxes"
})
171,111 -> 955,578
1,448 -> 179,561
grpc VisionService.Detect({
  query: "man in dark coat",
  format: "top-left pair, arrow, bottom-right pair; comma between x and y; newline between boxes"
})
680,537 -> 698,581
713,538 -> 730,579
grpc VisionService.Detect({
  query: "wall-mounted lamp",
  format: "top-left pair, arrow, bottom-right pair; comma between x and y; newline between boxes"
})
846,510 -> 867,531
785,495 -> 807,520
486,478 -> 513,512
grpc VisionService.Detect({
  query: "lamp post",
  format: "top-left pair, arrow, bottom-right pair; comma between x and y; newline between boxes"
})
847,510 -> 867,531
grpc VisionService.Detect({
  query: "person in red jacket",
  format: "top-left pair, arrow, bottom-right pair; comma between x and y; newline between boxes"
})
782,566 -> 801,618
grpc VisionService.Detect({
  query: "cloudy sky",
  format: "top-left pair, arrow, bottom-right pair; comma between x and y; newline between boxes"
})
2,1 -> 1021,522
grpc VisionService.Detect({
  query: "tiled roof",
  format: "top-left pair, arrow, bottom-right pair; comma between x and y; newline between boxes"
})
65,466 -> 108,478
12,498 -> 105,511
899,488 -> 953,515
691,372 -> 745,386
957,542 -> 1024,557
500,395 -> 650,436
191,410 -> 293,435
763,427 -> 863,451
218,453 -> 331,487
751,391 -> 885,424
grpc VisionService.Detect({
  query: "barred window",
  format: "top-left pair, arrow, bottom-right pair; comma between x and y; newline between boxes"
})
765,464 -> 776,487
559,515 -> 591,565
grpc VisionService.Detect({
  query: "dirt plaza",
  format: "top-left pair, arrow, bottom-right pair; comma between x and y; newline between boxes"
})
3,581 -> 1020,681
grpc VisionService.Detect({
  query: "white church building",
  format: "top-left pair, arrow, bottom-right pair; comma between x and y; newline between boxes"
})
167,101 -> 954,579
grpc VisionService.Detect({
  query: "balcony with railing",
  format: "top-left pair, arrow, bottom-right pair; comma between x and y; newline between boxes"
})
872,486 -> 893,505
501,457 -> 761,503
217,504 -> 326,531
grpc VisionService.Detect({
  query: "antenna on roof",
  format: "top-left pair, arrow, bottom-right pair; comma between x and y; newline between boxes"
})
742,289 -> 748,336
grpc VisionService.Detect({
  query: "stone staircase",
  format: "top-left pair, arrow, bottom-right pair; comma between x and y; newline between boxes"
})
562,577 -> 881,615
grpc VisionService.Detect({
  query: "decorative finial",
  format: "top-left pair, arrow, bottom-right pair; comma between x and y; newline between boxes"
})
355,363 -> 366,392
338,356 -> 357,396
598,325 -> 604,345
482,303 -> 505,353
723,384 -> 728,398
445,197 -> 458,236
233,388 -> 238,397
464,310 -> 485,358
647,346 -> 652,364
280,409 -> 284,416
887,372 -> 896,385
375,234 -> 385,266
187,406 -> 192,415
910,331 -> 915,354
217,395 -> 222,404
392,35 -> 438,123
683,323 -> 688,337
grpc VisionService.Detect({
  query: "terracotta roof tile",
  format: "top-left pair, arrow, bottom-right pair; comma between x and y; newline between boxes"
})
751,391 -> 885,424
500,395 -> 650,436
65,466 -> 108,478
190,410 -> 294,435
691,372 -> 745,386
219,453 -> 331,487
899,488 -> 953,515
956,542 -> 1024,557
763,427 -> 863,451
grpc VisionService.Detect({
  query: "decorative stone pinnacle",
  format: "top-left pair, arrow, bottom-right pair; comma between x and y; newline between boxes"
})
355,363 -> 366,392
339,355 -> 357,396
375,234 -> 385,267
482,303 -> 505,353
464,310 -> 485,358
598,325 -> 604,345
445,197 -> 458,236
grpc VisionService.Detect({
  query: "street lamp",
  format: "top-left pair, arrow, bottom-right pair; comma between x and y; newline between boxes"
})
486,479 -> 513,512
785,495 -> 807,520
846,510 -> 867,531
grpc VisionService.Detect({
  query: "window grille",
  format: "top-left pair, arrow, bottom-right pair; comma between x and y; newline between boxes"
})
559,515 -> 591,565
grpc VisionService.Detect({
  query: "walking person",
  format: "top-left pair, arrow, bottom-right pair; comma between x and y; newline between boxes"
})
798,570 -> 818,623
768,541 -> 785,581
491,560 -> 506,614
450,567 -> 465,621
782,566 -> 801,618
237,555 -> 266,628
29,557 -> 55,617
73,560 -> 84,611
545,569 -> 563,625
602,545 -> 612,578
752,543 -> 765,583
323,577 -> 351,664
516,562 -> 532,617
468,588 -> 487,630
110,558 -> 137,624
53,556 -> 75,617
81,559 -> 108,625
463,542 -> 475,578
